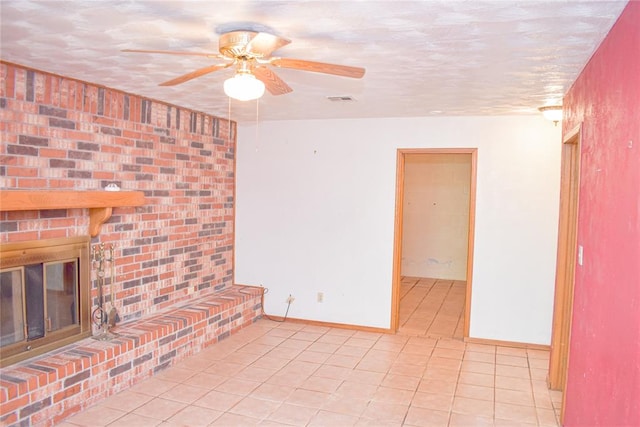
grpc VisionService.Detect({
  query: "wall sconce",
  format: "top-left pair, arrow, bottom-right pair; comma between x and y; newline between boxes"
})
538,105 -> 563,126
224,72 -> 265,101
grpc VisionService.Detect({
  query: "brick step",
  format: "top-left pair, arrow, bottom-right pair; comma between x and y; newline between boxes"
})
0,285 -> 263,426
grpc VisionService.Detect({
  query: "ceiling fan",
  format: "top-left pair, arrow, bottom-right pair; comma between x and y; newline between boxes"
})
123,31 -> 366,101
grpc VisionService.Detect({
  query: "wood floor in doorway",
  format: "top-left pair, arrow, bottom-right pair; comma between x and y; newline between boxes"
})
399,277 -> 465,339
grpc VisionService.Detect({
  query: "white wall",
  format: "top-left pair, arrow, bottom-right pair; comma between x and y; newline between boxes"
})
235,116 -> 561,345
402,154 -> 471,280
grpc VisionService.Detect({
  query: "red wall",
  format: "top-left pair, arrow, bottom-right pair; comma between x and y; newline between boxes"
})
562,2 -> 640,426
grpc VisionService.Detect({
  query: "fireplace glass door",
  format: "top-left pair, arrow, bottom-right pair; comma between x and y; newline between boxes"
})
45,260 -> 79,333
1,260 -> 80,347
0,268 -> 26,346
0,237 -> 90,366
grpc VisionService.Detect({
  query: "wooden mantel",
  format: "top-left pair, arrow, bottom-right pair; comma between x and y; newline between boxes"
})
0,190 -> 145,237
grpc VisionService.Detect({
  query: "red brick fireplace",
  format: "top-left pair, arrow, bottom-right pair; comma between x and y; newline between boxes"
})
0,62 -> 262,426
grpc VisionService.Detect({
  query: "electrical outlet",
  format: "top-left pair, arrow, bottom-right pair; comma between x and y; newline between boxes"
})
286,295 -> 295,304
317,292 -> 324,303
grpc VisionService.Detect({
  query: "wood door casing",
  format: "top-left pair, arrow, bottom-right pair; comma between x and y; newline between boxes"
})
391,148 -> 477,336
548,124 -> 581,422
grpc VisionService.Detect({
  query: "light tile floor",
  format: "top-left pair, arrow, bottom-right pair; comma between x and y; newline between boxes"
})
62,318 -> 562,426
399,277 -> 466,339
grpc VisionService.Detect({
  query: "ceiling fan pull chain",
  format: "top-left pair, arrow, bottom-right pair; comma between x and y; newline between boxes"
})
255,99 -> 260,151
228,96 -> 232,142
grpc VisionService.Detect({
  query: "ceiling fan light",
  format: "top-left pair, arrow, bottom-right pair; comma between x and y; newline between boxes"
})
223,73 -> 265,101
538,105 -> 563,124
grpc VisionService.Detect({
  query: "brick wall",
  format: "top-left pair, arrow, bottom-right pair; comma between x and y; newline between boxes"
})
0,61 -> 237,321
0,62 -> 262,426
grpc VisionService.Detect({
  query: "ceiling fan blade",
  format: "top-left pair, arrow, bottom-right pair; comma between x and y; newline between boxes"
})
122,48 -> 221,59
253,66 -> 292,95
245,32 -> 291,57
271,58 -> 365,79
159,63 -> 232,86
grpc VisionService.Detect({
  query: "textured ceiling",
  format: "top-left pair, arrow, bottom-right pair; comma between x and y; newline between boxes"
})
0,1 -> 628,123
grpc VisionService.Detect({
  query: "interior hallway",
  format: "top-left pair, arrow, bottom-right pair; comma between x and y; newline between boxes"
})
61,319 -> 561,426
399,277 -> 466,339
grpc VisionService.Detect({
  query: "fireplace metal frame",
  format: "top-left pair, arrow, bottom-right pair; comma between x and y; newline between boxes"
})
0,236 -> 91,366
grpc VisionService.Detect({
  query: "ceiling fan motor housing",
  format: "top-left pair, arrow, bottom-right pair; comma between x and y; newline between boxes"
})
219,31 -> 259,59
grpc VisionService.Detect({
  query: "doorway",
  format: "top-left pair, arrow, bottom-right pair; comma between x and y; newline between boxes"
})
391,149 -> 477,338
548,125 -> 581,423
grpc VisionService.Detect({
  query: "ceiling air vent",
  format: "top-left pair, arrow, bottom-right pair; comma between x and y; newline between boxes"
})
326,96 -> 356,102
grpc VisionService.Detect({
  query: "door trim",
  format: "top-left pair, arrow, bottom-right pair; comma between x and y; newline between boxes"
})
391,148 -> 477,336
548,123 -> 582,423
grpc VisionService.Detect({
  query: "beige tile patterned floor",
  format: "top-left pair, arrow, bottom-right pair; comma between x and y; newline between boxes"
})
61,317 -> 562,426
399,277 -> 466,339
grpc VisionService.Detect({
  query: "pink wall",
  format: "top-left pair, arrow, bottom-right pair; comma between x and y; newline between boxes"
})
562,2 -> 640,426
